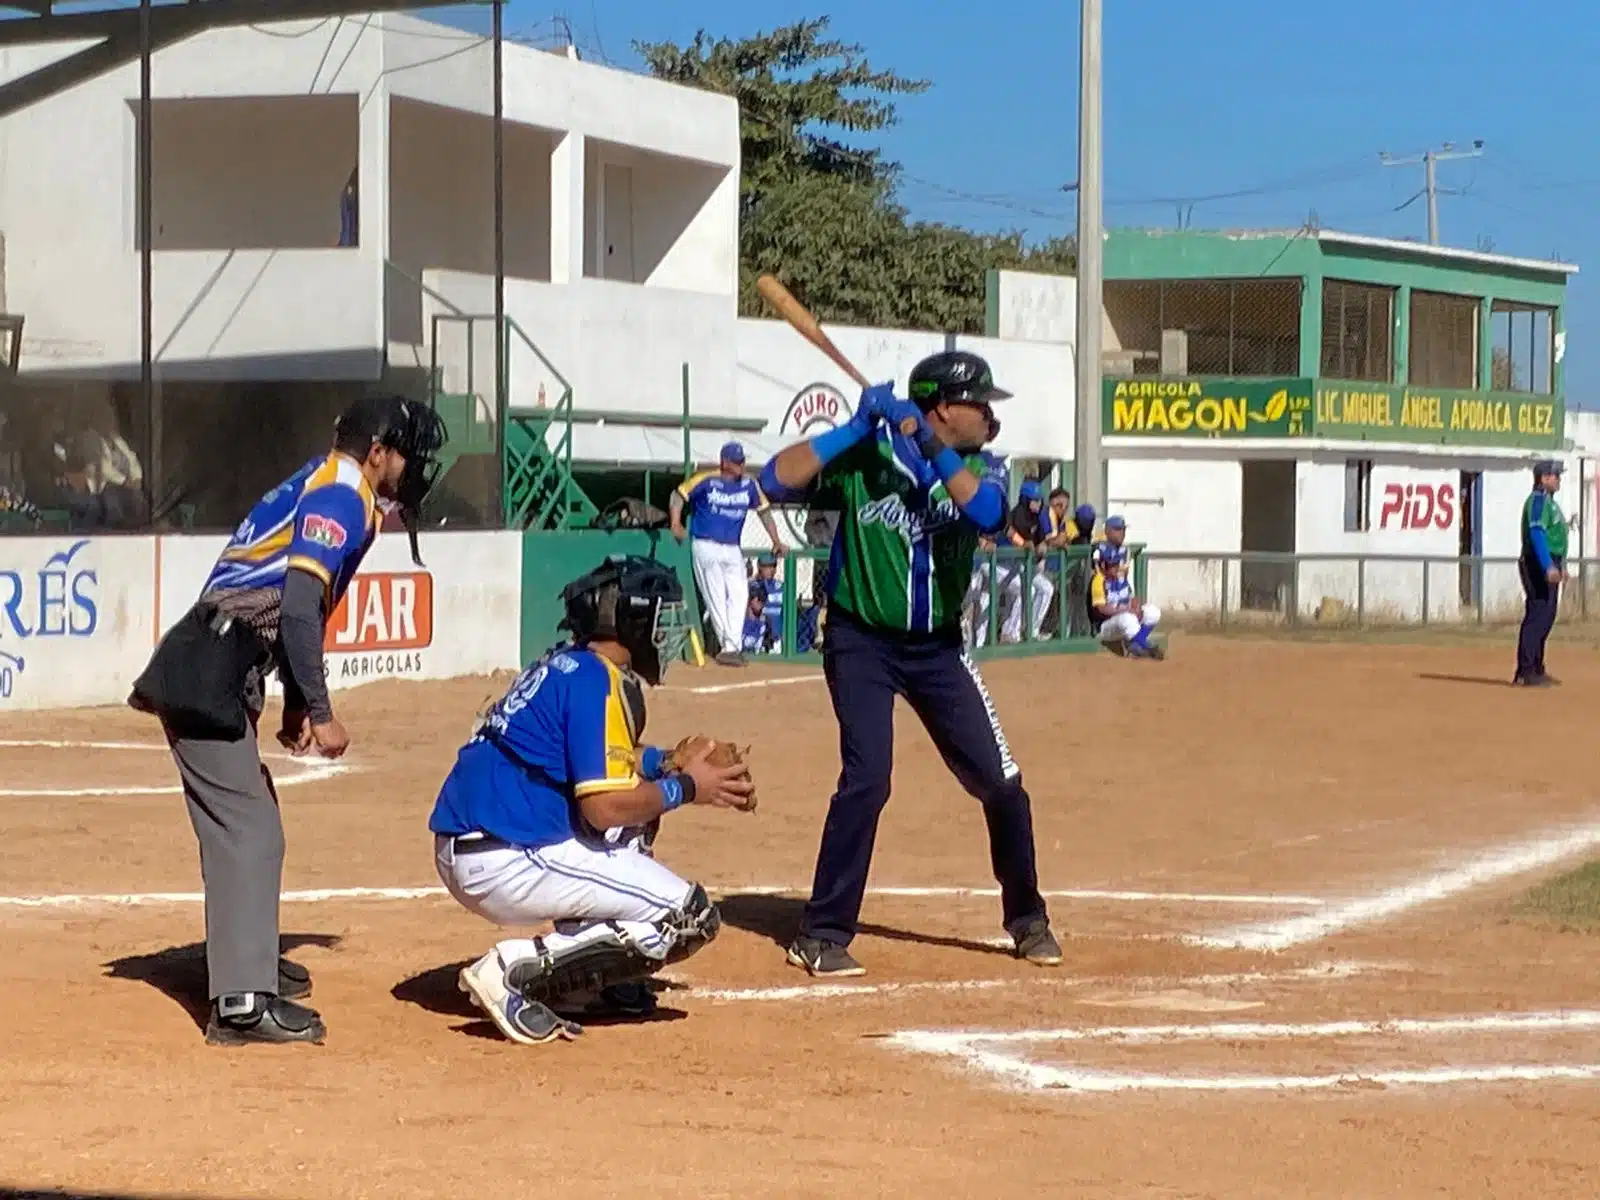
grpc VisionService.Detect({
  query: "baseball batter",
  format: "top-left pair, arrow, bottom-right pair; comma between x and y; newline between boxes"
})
131,395 -> 446,1045
759,350 -> 1061,976
429,555 -> 755,1044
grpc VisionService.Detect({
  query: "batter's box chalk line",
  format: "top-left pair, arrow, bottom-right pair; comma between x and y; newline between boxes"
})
884,1010 -> 1600,1095
0,737 -> 355,798
1192,817 -> 1600,953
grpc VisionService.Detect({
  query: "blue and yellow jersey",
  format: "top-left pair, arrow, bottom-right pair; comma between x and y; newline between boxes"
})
428,646 -> 642,849
1090,570 -> 1133,614
202,452 -> 380,612
676,471 -> 768,545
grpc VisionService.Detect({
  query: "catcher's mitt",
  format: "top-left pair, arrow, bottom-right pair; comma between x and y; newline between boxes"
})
661,735 -> 757,811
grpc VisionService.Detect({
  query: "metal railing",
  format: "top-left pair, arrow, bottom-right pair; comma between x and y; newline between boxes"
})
729,543 -> 1128,662
1142,550 -> 1600,629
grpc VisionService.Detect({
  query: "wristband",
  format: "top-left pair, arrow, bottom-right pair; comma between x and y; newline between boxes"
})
811,410 -> 875,467
659,772 -> 695,811
638,745 -> 667,780
927,445 -> 966,482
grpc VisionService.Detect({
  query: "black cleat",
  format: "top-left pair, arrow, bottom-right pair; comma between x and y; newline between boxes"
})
551,981 -> 658,1020
1012,918 -> 1064,966
278,956 -> 311,1001
205,994 -> 326,1046
786,936 -> 866,977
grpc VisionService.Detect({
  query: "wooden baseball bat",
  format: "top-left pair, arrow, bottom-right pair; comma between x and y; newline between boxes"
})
756,273 -> 918,435
756,274 -> 871,390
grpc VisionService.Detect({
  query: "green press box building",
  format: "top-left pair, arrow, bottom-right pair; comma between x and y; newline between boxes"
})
1094,227 -> 1582,623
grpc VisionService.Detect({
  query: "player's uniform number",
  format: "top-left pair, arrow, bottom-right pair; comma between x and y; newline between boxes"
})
481,663 -> 549,738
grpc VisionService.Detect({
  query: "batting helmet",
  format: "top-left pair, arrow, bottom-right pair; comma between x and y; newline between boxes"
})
907,350 -> 1013,411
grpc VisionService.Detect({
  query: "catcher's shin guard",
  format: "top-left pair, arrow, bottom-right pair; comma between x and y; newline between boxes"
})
662,883 -> 721,966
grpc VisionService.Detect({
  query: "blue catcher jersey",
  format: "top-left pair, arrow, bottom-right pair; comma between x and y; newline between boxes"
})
201,452 -> 380,622
428,646 -> 642,849
676,471 -> 768,545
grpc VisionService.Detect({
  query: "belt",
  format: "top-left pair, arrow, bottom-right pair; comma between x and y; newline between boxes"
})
447,833 -> 514,854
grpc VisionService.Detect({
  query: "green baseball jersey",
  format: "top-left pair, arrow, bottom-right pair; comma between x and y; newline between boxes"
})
1521,489 -> 1568,561
813,432 -> 998,633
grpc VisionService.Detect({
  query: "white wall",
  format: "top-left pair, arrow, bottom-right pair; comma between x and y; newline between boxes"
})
0,535 -> 157,711
0,530 -> 519,712
1109,454 -> 1242,613
157,530 -> 522,690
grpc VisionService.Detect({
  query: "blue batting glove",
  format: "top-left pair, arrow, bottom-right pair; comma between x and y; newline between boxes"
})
855,382 -> 897,428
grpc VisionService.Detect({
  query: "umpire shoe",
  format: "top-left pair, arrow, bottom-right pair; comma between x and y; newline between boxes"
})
786,935 -> 866,978
205,994 -> 326,1046
1011,919 -> 1064,967
278,956 -> 311,1001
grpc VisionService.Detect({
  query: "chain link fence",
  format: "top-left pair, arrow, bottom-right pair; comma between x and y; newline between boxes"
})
1144,551 -> 1600,630
1103,278 -> 1301,377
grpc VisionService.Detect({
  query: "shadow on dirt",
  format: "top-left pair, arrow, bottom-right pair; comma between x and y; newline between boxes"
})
103,934 -> 341,1031
715,891 -> 1012,957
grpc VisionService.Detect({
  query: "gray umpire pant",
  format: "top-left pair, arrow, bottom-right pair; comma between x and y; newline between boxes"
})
165,718 -> 284,1000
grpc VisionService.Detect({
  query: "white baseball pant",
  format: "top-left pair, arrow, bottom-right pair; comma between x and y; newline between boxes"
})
1098,604 -> 1162,645
691,538 -> 747,656
435,830 -> 695,969
971,562 -> 1054,645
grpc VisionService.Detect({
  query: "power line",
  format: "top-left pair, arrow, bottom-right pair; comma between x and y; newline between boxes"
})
1379,141 -> 1484,245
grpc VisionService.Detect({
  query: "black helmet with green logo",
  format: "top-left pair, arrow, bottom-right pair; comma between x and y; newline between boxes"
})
907,351 -> 1013,412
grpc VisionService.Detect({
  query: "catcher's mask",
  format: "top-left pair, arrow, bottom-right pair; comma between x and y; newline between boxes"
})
334,395 -> 448,567
558,554 -> 684,686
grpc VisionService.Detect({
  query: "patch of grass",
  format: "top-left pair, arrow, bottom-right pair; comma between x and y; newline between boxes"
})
1513,861 -> 1600,932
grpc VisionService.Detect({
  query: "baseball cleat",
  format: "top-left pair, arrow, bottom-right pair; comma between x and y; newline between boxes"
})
550,981 -> 659,1020
786,936 -> 866,978
1011,919 -> 1064,967
458,953 -> 582,1045
278,956 -> 311,1001
205,994 -> 326,1046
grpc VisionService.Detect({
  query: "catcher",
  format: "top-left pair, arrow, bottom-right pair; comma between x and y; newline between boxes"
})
428,555 -> 756,1045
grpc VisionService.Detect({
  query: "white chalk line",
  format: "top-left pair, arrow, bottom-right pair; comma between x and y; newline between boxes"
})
0,883 -> 1324,911
677,961 -> 1387,1004
661,674 -> 823,695
734,884 -> 1323,907
1193,818 -> 1600,952
0,737 -> 351,798
888,1010 -> 1600,1094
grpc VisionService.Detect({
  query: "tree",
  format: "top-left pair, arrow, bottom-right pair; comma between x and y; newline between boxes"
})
637,18 -> 1075,332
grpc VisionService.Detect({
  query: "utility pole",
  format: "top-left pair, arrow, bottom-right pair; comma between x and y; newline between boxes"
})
1379,141 -> 1483,245
1073,0 -> 1104,513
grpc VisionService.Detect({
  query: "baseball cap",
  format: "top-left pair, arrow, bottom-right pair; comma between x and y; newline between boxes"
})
1534,459 -> 1563,476
1018,480 -> 1043,503
756,552 -> 777,566
1105,515 -> 1127,531
1074,503 -> 1096,525
720,441 -> 745,464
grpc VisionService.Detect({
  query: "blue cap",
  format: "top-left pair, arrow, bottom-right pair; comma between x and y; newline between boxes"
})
1105,515 -> 1127,531
1074,503 -> 1096,524
756,552 -> 777,566
1535,459 -> 1563,476
1018,480 -> 1043,502
721,441 -> 745,463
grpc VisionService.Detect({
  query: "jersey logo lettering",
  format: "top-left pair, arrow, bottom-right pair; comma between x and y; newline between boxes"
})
302,513 -> 348,550
858,494 -> 960,543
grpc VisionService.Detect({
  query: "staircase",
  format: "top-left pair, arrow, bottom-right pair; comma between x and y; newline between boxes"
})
425,313 -> 598,531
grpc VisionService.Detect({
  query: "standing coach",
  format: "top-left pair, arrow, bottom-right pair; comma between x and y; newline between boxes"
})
1515,459 -> 1568,687
670,441 -> 785,666
130,396 -> 445,1045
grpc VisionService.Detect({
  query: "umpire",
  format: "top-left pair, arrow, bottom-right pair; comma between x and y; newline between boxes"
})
131,396 -> 445,1045
1515,459 -> 1568,687
760,351 -> 1061,977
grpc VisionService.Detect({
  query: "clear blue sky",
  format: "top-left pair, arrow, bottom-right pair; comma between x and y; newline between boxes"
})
431,0 -> 1597,402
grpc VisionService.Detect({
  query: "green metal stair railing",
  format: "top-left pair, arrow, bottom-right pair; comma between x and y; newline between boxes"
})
427,312 -> 598,531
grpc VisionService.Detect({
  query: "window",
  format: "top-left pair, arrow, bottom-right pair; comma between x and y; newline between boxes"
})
1102,278 -> 1301,377
1320,280 -> 1394,382
1409,290 -> 1480,389
1489,301 -> 1555,394
1343,458 -> 1372,532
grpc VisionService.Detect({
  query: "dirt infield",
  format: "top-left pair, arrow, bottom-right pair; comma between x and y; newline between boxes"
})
5,636 -> 1600,1199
